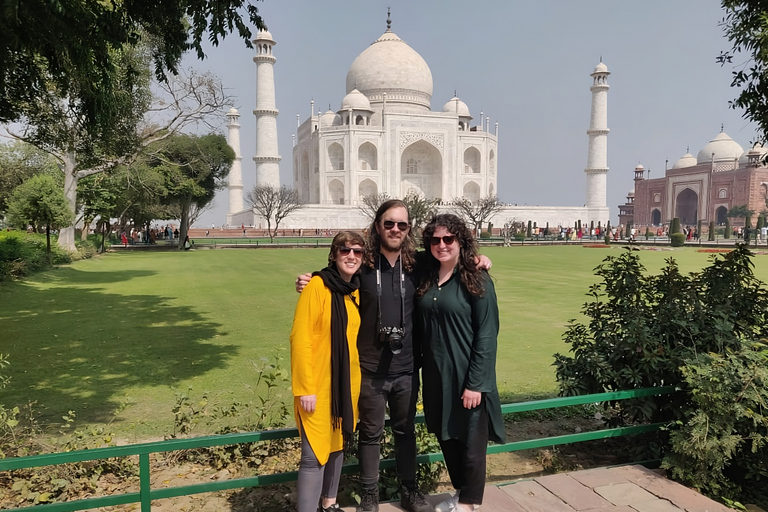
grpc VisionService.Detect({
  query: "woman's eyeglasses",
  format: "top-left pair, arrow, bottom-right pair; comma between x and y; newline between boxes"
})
338,247 -> 364,257
382,220 -> 409,231
430,235 -> 456,246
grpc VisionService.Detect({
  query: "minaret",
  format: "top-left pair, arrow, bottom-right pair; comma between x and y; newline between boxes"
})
252,30 -> 281,188
226,108 -> 243,225
585,60 -> 610,208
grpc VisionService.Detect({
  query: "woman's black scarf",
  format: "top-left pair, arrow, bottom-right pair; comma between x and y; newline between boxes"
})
312,265 -> 359,450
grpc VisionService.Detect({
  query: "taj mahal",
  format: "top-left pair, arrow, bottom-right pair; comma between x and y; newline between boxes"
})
226,14 -> 610,230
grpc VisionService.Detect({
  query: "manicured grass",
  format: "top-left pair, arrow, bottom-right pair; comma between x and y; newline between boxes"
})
1,245 -> 767,439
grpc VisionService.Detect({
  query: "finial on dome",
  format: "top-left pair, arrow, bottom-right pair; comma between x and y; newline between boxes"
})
386,7 -> 391,30
454,90 -> 457,98
721,123 -> 724,132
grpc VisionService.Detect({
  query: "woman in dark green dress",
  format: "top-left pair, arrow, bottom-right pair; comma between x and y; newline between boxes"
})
415,214 -> 505,512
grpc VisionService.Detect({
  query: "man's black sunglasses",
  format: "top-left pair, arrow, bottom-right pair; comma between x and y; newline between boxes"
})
382,220 -> 409,231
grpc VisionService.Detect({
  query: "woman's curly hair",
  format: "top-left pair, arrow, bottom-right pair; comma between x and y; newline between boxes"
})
416,213 -> 486,297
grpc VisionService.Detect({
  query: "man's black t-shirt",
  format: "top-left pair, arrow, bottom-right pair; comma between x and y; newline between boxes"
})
357,254 -> 420,376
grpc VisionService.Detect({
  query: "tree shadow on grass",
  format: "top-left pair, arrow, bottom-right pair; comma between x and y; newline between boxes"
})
0,268 -> 235,427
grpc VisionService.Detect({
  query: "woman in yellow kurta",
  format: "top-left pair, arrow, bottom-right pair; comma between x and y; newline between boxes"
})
290,230 -> 365,512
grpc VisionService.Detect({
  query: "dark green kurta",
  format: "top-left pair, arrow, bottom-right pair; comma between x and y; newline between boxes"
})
414,269 -> 505,445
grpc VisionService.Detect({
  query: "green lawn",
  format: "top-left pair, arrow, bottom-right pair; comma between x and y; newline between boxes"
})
1,245 -> 767,440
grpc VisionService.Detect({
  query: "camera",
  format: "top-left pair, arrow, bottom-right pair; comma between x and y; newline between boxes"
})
379,326 -> 404,354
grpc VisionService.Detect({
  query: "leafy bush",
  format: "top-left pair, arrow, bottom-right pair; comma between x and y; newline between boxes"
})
0,230 -> 102,281
670,233 -> 686,247
554,245 -> 768,506
670,217 -> 681,234
554,245 -> 768,424
0,231 -> 73,281
479,231 -> 491,239
663,343 -> 768,508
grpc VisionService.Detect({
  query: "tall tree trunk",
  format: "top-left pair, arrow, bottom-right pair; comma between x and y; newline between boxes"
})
178,196 -> 191,250
57,151 -> 78,251
45,224 -> 51,263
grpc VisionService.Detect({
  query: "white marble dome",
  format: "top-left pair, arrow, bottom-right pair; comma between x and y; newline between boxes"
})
341,88 -> 372,111
346,30 -> 433,111
253,29 -> 274,42
673,152 -> 697,169
739,142 -> 767,165
442,97 -> 471,118
320,109 -> 339,127
594,61 -> 608,73
696,131 -> 744,164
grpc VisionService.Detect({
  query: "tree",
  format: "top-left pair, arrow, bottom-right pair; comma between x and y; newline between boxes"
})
0,141 -> 60,222
246,185 -> 304,242
450,195 -> 503,236
0,0 -> 264,138
720,1 -> 768,142
7,60 -> 233,251
727,204 -> 754,227
401,192 -> 437,236
358,193 -> 390,222
150,133 -> 235,248
6,175 -> 73,256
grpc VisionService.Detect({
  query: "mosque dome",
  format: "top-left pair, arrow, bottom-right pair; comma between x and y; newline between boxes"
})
340,88 -> 372,111
739,142 -> 767,165
319,109 -> 339,127
696,131 -> 744,164
627,190 -> 635,198
253,29 -> 274,42
673,152 -> 697,169
442,97 -> 471,118
227,107 -> 239,115
346,30 -> 433,112
593,61 -> 608,73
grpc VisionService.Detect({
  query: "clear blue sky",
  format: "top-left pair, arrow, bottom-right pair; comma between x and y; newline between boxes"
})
187,0 -> 756,227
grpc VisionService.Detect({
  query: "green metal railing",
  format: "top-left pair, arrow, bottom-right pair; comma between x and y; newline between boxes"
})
0,386 -> 676,511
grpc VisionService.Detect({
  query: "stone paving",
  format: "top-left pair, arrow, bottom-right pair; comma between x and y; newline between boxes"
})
339,465 -> 736,512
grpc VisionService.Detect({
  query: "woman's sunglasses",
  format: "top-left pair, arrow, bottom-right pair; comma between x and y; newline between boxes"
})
338,247 -> 364,257
382,220 -> 410,231
429,235 -> 456,246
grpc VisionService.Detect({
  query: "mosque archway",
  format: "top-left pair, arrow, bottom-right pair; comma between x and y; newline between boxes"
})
489,150 -> 496,175
464,182 -> 481,202
651,209 -> 661,226
675,188 -> 698,225
716,206 -> 728,225
328,143 -> 344,171
400,140 -> 442,199
358,142 -> 377,170
329,179 -> 345,205
359,179 -> 377,200
463,147 -> 481,174
301,151 -> 310,201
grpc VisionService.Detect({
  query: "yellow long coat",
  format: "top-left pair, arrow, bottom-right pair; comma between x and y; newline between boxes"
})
289,276 -> 361,465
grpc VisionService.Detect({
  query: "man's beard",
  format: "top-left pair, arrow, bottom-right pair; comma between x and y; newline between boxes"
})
380,233 -> 404,252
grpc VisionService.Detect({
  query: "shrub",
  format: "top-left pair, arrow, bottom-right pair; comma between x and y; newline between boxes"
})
663,343 -> 768,508
669,233 -> 686,247
554,245 -> 768,424
553,245 -> 768,505
670,217 -> 681,234
479,231 -> 491,239
0,231 -> 72,281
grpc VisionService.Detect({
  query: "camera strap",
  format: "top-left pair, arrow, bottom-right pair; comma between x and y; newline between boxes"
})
376,252 -> 406,334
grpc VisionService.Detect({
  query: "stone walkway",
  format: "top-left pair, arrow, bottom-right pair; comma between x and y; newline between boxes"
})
340,465 -> 737,512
